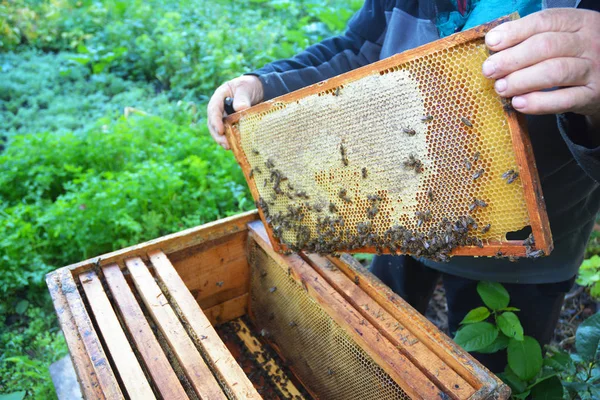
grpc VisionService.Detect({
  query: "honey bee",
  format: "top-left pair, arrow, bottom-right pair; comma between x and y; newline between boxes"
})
252,148 -> 260,155
339,188 -> 352,202
354,275 -> 359,284
481,224 -> 491,234
507,172 -> 519,184
473,152 -> 480,162
427,188 -> 434,201
464,159 -> 472,171
527,249 -> 545,259
421,115 -> 434,123
472,169 -> 484,180
362,167 -> 368,179
288,321 -> 297,328
249,169 -> 254,178
461,117 -> 473,127
216,281 -> 224,287
402,127 -> 416,136
327,369 -> 335,377
269,286 -> 277,293
334,87 -> 340,96
329,202 -> 338,213
340,143 -> 349,166
266,158 -> 275,169
475,199 -> 488,208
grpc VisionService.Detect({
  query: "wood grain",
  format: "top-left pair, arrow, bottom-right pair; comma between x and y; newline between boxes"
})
203,294 -> 249,326
148,250 -> 259,400
79,270 -> 156,399
46,271 -> 106,400
247,221 -> 444,400
102,263 -> 189,400
125,257 -> 226,400
59,269 -> 124,399
168,231 -> 250,309
57,210 -> 258,277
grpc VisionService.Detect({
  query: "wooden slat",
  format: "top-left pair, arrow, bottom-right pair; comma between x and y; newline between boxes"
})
235,319 -> 306,399
79,270 -> 156,400
204,294 -> 248,326
247,222 -> 444,400
303,253 -> 475,400
60,210 -> 258,277
102,263 -> 189,400
168,231 -> 250,309
125,257 -> 226,400
59,269 -> 124,400
148,250 -> 260,400
508,112 -> 554,254
46,271 -> 105,400
330,253 -> 511,400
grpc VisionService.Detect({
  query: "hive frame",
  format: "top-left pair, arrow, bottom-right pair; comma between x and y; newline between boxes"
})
225,13 -> 552,259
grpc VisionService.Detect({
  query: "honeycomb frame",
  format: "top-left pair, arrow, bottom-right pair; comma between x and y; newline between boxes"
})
225,13 -> 552,259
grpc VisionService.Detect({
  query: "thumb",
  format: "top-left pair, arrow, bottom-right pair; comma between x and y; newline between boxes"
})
232,90 -> 252,111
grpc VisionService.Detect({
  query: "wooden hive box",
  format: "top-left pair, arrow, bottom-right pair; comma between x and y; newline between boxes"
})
47,211 -> 510,399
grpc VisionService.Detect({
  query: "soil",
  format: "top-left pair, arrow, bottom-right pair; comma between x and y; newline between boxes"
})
423,281 -> 599,353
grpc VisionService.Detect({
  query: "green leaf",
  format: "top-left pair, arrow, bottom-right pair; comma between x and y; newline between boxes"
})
575,312 -> 600,361
477,281 -> 510,310
478,332 -> 509,354
454,322 -> 498,352
591,282 -> 600,300
498,306 -> 521,312
543,350 -> 576,375
497,311 -> 524,340
0,393 -> 27,400
512,391 -> 530,400
508,336 -> 543,381
15,299 -> 29,315
530,376 -> 563,400
499,366 -> 528,394
460,307 -> 490,325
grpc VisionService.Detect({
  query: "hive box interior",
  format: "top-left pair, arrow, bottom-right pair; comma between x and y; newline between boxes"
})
47,211 -> 510,399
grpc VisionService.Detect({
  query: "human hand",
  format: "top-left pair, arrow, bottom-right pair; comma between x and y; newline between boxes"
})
482,9 -> 600,124
207,75 -> 264,149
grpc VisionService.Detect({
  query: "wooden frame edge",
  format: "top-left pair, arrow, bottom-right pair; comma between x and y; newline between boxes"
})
330,253 -> 510,400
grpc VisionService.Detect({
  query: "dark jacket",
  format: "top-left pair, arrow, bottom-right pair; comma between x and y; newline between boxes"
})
250,0 -> 600,283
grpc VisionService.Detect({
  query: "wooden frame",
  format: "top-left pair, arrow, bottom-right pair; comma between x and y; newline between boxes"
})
223,13 -> 553,258
47,212 -> 509,399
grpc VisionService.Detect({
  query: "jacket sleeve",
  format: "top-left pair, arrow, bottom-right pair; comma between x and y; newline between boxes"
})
249,0 -> 389,101
557,113 -> 600,183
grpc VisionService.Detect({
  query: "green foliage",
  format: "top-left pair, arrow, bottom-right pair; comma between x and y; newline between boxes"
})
1,1 -> 362,397
476,281 -> 510,310
577,255 -> 600,300
456,282 -> 600,399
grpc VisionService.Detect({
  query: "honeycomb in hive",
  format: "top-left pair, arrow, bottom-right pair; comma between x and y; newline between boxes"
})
225,14 -> 552,260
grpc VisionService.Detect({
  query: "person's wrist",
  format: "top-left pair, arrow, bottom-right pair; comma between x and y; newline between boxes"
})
247,74 -> 264,104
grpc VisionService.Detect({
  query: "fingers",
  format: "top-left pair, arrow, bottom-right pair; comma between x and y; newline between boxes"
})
486,9 -> 581,52
483,32 -> 583,79
511,86 -> 595,115
494,57 -> 591,98
207,84 -> 232,150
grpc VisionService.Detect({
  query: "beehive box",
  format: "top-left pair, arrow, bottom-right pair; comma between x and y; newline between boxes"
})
224,14 -> 552,261
47,211 -> 510,399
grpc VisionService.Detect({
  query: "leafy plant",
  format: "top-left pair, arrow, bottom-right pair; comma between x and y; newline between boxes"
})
455,282 -> 600,399
544,312 -> 600,399
577,255 -> 600,300
454,282 -> 549,398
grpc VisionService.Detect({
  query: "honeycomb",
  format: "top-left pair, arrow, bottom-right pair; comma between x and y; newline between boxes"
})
249,242 -> 410,399
229,28 -> 540,258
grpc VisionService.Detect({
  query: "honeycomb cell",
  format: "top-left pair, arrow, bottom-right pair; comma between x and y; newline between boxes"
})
233,38 -> 530,253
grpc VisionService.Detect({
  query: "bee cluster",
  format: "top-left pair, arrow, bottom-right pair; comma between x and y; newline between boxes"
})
217,317 -> 306,400
257,194 -> 484,261
403,154 -> 423,173
524,233 -> 544,259
502,169 -> 519,184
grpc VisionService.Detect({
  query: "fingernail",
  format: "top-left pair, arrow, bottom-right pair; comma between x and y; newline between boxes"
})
482,60 -> 496,77
495,79 -> 507,93
486,31 -> 503,46
512,96 -> 527,109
